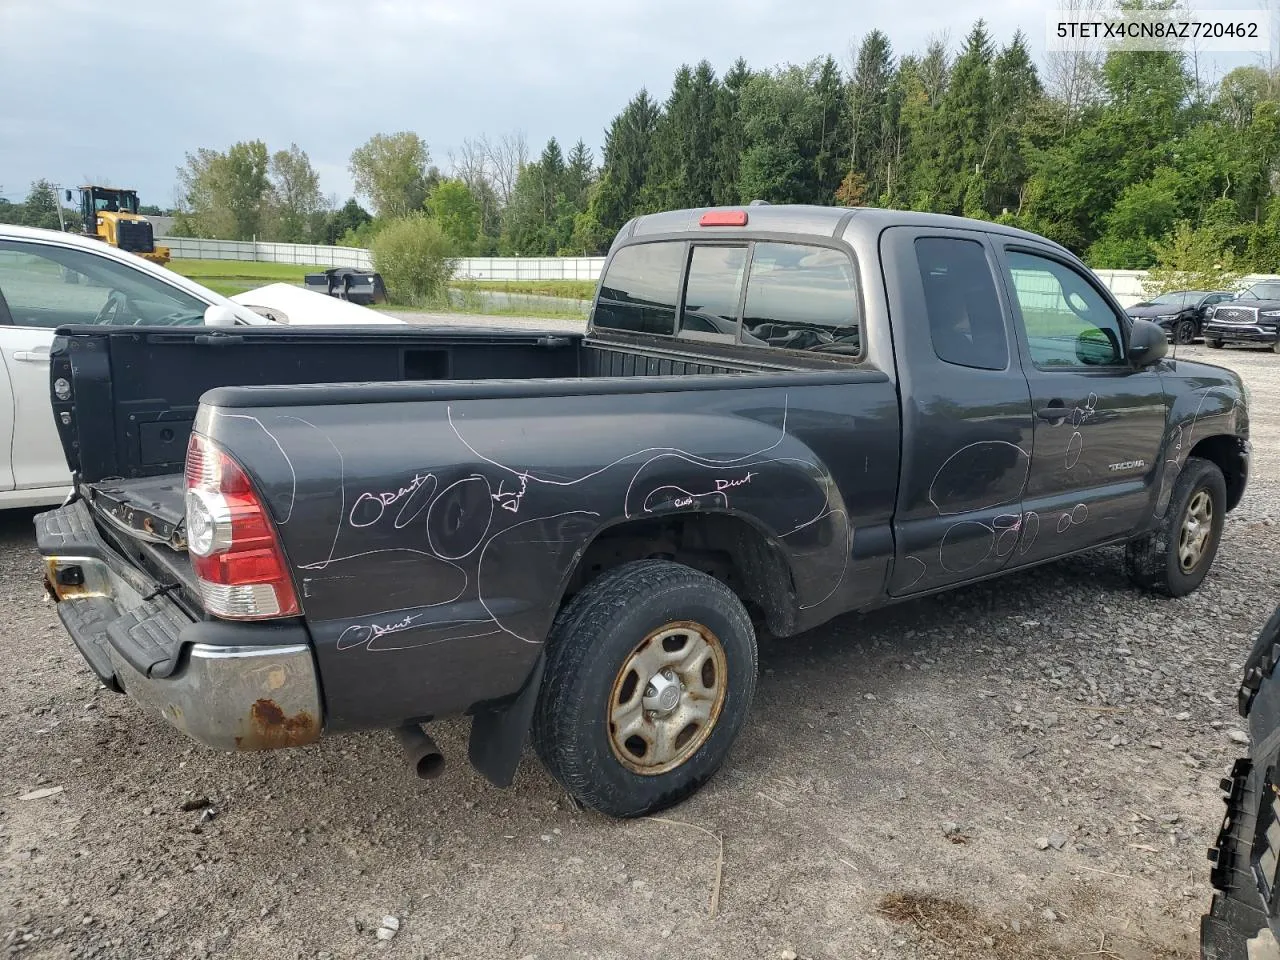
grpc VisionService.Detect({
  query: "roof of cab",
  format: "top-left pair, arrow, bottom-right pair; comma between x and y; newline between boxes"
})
619,204 -> 1071,255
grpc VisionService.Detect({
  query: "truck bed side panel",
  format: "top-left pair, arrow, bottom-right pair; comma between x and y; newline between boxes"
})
203,376 -> 900,730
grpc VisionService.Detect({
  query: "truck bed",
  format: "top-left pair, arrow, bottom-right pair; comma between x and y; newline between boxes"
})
52,324 -> 825,485
51,324 -> 883,621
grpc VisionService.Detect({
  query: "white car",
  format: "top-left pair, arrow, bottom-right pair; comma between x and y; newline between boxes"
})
0,224 -> 402,508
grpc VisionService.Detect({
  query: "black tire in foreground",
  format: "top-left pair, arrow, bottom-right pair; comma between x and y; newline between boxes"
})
531,560 -> 758,818
1125,456 -> 1226,597
1202,604 -> 1280,960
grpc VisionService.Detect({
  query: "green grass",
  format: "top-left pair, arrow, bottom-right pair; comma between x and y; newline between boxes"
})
166,259 -> 321,296
167,258 -> 591,318
454,279 -> 596,300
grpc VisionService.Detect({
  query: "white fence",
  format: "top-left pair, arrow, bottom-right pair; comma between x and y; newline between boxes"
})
452,257 -> 606,282
161,236 -> 604,282
1095,271 -> 1279,307
161,236 -> 1277,306
163,237 -> 372,268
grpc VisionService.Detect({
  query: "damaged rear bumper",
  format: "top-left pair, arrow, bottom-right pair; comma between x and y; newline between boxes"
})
36,500 -> 323,751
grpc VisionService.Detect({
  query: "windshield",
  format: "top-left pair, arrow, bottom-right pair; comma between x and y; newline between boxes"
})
1148,292 -> 1193,307
91,190 -> 138,214
1241,282 -> 1280,301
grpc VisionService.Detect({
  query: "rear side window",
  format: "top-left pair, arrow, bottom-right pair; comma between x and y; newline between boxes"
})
594,242 -> 683,335
741,243 -> 860,355
681,245 -> 747,338
914,237 -> 1008,371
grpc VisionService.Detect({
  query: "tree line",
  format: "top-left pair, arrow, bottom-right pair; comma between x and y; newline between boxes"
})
0,181 -> 86,232
574,22 -> 1279,271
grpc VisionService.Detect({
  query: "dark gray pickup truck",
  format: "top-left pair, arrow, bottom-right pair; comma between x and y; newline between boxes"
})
36,205 -> 1250,817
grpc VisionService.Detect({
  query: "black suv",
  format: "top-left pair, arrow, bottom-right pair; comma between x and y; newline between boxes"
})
1127,290 -> 1235,344
1203,280 -> 1280,353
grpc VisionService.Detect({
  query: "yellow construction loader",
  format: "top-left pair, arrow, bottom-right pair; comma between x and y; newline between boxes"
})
64,185 -> 170,265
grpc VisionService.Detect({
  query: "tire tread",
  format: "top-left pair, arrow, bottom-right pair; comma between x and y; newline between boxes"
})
532,560 -> 757,818
1125,456 -> 1225,598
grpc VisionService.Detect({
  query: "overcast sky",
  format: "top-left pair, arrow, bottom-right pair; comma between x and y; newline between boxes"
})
0,0 -> 1268,208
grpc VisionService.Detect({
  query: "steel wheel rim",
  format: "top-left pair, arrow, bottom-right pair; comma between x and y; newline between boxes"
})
607,620 -> 728,776
1178,489 -> 1214,572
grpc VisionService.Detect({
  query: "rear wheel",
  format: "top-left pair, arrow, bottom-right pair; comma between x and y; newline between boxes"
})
1125,456 -> 1226,597
1175,319 -> 1198,344
532,560 -> 757,818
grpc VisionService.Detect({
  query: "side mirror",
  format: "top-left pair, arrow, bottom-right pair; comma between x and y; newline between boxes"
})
1075,327 -> 1121,366
1128,318 -> 1168,368
203,304 -> 239,328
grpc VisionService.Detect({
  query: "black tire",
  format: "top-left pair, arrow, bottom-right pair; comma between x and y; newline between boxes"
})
1271,341 -> 1280,355
1175,319 -> 1198,345
1209,338 -> 1225,349
532,560 -> 757,818
1124,456 -> 1226,597
1201,605 -> 1280,959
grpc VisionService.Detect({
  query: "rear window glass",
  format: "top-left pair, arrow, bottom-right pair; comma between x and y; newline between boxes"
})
594,242 -> 683,335
741,243 -> 860,355
914,237 -> 1008,370
681,245 -> 747,337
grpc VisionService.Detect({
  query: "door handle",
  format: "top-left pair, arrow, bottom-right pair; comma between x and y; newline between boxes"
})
1036,402 -> 1067,422
13,350 -> 49,363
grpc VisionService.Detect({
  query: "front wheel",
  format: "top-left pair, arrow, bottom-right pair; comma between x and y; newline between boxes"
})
1175,319 -> 1198,345
1271,341 -> 1280,355
532,560 -> 757,818
1125,456 -> 1226,597
1208,338 -> 1225,349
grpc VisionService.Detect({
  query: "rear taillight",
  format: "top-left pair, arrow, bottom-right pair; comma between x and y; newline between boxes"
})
184,433 -> 299,620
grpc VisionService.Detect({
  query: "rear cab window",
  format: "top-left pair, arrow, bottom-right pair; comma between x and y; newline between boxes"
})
593,237 -> 862,359
593,243 -> 683,335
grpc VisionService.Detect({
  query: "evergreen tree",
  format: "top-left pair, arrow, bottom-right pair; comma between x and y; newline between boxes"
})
939,21 -> 995,213
594,90 -> 661,234
986,32 -> 1041,215
714,58 -> 753,204
565,139 -> 596,209
847,31 -> 894,198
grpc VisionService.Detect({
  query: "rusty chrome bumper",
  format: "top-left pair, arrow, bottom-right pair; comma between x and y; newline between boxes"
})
107,641 -> 321,751
36,501 -> 322,752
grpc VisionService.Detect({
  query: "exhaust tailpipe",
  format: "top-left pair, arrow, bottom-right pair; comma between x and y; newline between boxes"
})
396,723 -> 445,780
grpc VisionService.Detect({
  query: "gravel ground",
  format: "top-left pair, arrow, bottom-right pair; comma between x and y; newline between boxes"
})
2,344 -> 1277,960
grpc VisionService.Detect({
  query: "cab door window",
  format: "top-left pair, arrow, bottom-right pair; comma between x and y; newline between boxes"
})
1005,250 -> 1126,368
